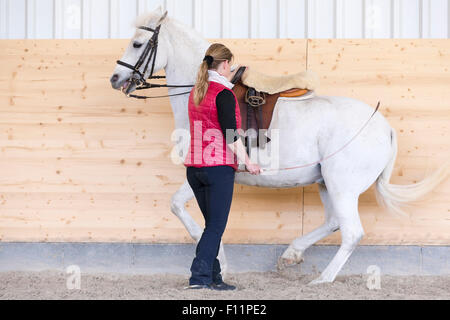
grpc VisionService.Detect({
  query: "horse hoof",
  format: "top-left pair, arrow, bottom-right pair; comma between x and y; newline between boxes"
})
308,277 -> 331,286
277,257 -> 303,271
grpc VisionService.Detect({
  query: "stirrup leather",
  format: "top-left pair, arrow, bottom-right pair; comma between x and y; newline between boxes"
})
245,88 -> 266,107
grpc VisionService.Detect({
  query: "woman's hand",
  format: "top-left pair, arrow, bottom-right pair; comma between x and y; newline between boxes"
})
245,161 -> 262,175
227,64 -> 242,82
230,63 -> 240,72
227,131 -> 261,175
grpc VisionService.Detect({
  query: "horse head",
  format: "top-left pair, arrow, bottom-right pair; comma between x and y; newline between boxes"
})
110,6 -> 169,95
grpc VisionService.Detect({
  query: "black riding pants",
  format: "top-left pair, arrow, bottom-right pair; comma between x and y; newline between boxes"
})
186,165 -> 235,285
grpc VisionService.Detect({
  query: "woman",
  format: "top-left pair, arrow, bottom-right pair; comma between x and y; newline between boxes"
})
183,43 -> 261,290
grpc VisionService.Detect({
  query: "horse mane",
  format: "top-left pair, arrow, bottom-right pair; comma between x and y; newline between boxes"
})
133,9 -> 205,44
134,10 -> 170,28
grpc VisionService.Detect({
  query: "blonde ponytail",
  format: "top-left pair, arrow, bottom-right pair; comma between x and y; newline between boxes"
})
193,60 -> 210,106
193,43 -> 234,106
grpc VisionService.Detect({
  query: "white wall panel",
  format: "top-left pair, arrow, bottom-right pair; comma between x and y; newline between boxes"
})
307,0 -> 335,38
0,0 -> 7,38
32,0 -> 54,39
137,0 -> 165,16
336,0 -> 363,38
117,0 -> 138,38
82,0 -> 109,38
166,0 -> 193,28
365,0 -> 392,38
0,0 -> 449,39
57,0 -> 82,39
250,0 -> 279,38
279,0 -> 307,38
422,0 -> 449,38
223,0 -> 250,38
396,0 -> 421,38
194,0 -> 221,38
6,0 -> 26,39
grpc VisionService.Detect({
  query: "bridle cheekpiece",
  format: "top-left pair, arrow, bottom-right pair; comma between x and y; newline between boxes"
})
116,24 -> 193,99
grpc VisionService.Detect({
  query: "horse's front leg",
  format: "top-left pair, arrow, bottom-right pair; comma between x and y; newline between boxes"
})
170,179 -> 202,241
170,179 -> 229,279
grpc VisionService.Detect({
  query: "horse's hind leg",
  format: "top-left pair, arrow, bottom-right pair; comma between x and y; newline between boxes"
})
278,183 -> 340,270
170,179 -> 229,278
309,192 -> 364,285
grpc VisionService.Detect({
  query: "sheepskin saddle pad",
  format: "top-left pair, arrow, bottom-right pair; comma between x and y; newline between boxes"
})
240,68 -> 320,95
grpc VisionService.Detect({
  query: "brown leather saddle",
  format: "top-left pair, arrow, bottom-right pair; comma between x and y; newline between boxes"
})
231,66 -> 309,154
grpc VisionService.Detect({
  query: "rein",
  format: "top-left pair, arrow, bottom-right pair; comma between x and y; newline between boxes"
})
236,102 -> 381,173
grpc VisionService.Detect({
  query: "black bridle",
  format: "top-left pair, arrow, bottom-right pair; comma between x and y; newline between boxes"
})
116,24 -> 193,99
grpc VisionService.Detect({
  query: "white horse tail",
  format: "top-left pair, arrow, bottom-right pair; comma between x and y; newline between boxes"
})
375,128 -> 449,216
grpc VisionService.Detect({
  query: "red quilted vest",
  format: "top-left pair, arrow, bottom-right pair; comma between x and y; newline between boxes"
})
184,81 -> 242,171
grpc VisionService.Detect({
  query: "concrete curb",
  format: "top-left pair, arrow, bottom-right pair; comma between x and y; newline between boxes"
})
0,243 -> 448,276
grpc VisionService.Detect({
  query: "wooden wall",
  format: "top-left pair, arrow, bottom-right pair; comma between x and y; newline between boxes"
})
0,39 -> 448,245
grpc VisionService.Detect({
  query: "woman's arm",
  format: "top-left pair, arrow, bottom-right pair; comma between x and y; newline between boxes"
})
216,90 -> 239,144
227,137 -> 249,165
227,138 -> 261,175
216,90 -> 261,175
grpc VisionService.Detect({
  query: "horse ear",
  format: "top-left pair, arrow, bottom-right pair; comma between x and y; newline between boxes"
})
157,10 -> 168,24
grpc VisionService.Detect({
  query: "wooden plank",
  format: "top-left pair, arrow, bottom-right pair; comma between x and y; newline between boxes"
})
0,187 -> 303,243
0,39 -> 306,243
304,38 -> 450,245
223,187 -> 303,244
307,39 -> 450,112
0,39 -> 448,245
214,39 -> 308,75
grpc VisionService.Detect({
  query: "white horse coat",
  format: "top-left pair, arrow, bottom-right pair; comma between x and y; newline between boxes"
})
110,7 -> 448,284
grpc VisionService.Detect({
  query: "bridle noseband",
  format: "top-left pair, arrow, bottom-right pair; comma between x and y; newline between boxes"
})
116,24 -> 194,99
